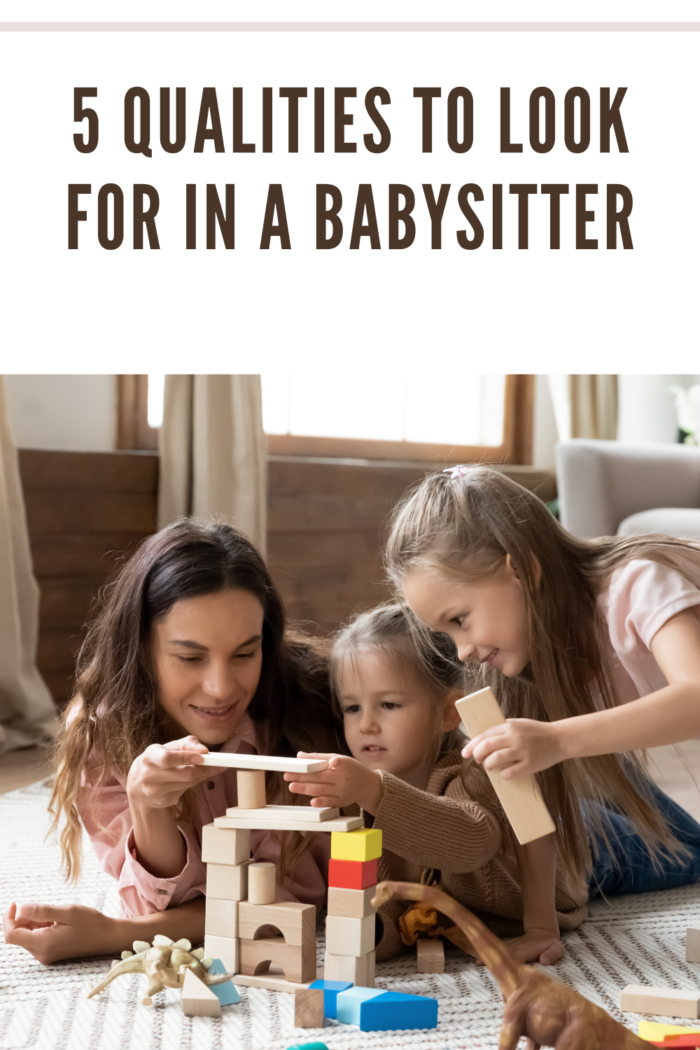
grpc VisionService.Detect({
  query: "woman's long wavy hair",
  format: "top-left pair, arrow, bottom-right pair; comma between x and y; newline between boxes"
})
49,518 -> 345,881
330,603 -> 466,764
385,466 -> 700,880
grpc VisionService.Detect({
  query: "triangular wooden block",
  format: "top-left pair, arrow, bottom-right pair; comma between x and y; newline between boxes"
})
181,969 -> 222,1017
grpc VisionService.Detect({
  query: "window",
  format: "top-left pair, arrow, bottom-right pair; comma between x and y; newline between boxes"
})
116,375 -> 161,450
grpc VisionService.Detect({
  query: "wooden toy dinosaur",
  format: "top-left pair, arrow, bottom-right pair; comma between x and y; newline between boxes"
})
372,881 -> 651,1050
87,935 -> 233,1006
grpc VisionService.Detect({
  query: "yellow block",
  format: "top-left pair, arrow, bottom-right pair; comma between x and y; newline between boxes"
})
331,828 -> 382,862
638,1021 -> 700,1039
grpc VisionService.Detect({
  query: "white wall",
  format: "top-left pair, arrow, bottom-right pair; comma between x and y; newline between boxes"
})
3,375 -> 117,451
617,375 -> 700,445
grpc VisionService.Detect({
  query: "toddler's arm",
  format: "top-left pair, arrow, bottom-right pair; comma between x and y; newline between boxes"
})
507,835 -> 564,966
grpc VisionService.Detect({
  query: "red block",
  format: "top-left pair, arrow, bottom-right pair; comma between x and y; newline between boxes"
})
329,858 -> 378,890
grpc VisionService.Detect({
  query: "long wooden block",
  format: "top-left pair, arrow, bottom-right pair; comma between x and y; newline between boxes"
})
620,985 -> 700,1019
456,688 -> 556,845
324,949 -> 375,987
326,914 -> 375,958
200,753 -> 328,773
331,828 -> 382,862
226,805 -> 340,822
294,988 -> 325,1028
205,898 -> 239,939
238,901 -> 316,946
215,814 -> 363,833
206,860 -> 252,901
201,824 -> 251,866
181,968 -> 222,1018
638,1023 -> 700,1040
203,934 -> 239,973
687,926 -> 700,963
327,886 -> 377,919
417,938 -> 445,974
328,857 -> 378,889
231,971 -> 319,994
239,937 -> 316,984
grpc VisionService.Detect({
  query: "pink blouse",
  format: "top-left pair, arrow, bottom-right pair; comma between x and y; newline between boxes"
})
597,555 -> 700,705
77,713 -> 331,918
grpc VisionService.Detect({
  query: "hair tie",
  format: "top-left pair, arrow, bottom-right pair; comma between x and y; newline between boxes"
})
443,465 -> 472,480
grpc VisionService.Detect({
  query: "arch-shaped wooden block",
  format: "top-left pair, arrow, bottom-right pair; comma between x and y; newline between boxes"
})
238,901 -> 316,946
239,937 -> 316,984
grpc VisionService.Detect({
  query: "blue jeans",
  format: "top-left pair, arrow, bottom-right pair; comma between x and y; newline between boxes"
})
587,784 -> 700,899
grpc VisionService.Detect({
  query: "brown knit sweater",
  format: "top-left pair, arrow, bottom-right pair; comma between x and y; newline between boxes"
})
351,749 -> 589,962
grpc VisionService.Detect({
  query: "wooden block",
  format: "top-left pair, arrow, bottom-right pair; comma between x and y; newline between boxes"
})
205,898 -> 239,939
206,959 -> 240,1006
327,886 -> 377,919
206,860 -> 251,901
687,926 -> 700,963
326,914 -> 375,958
203,934 -> 239,973
294,988 -> 325,1028
359,990 -> 438,1032
324,949 -> 375,987
248,861 -> 277,905
231,971 -> 319,994
201,824 -> 251,866
328,857 -> 378,890
200,753 -> 328,773
181,968 -> 222,1018
638,1022 -> 700,1040
238,901 -> 316,946
309,979 -> 353,1019
456,688 -> 556,845
239,937 -> 316,984
237,769 -> 266,809
620,986 -> 700,1019
417,938 -> 445,974
215,814 -> 363,833
226,805 -> 340,822
331,828 -> 382,863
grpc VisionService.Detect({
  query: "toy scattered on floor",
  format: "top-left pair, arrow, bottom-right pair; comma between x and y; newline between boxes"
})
639,1023 -> 700,1041
87,936 -> 233,1006
308,980 -> 353,1019
621,987 -> 700,1020
416,938 -> 445,973
372,880 -> 650,1049
336,985 -> 438,1032
206,958 -> 240,1007
687,926 -> 700,963
648,1038 -> 700,1048
456,688 -> 556,844
294,988 -> 326,1028
181,968 -> 223,1017
286,1043 -> 329,1050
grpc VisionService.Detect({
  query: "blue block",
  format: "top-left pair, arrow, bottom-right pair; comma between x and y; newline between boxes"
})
336,987 -> 384,1025
308,979 -> 353,1019
207,958 -> 240,1006
359,990 -> 438,1032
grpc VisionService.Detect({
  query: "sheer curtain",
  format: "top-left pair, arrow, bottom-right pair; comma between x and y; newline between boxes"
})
0,380 -> 57,754
157,375 -> 267,553
548,375 -> 618,442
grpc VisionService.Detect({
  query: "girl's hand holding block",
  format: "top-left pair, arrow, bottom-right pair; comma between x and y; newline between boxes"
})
284,753 -> 383,815
462,717 -> 567,779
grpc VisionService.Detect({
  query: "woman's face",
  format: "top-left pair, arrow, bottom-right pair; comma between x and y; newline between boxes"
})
151,588 -> 265,746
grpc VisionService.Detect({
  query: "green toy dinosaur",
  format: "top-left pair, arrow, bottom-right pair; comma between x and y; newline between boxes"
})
87,935 -> 233,1006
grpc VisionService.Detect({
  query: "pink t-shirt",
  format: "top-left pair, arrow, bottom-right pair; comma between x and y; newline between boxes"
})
77,712 -> 330,918
597,555 -> 700,705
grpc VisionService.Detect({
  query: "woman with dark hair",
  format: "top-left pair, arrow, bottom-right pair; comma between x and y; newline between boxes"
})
3,519 -> 345,964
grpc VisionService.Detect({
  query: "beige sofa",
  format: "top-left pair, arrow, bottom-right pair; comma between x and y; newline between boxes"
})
556,439 -> 700,540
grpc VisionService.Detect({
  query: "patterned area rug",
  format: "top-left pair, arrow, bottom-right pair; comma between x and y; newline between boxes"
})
3,781 -> 700,1049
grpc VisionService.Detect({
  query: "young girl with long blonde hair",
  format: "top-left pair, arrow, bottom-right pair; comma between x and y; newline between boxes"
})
377,464 -> 700,959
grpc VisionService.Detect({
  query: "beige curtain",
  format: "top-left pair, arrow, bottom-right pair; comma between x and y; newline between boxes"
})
0,381 -> 57,754
158,375 -> 267,553
548,375 -> 618,442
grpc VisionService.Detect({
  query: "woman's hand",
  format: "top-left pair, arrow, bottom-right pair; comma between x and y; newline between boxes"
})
126,735 -> 214,811
3,902 -> 121,965
284,753 -> 384,815
461,719 -> 566,778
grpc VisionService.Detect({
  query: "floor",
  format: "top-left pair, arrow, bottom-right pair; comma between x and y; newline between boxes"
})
1,741 -> 699,817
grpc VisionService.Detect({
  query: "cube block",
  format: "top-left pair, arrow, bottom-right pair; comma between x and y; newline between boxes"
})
308,979 -> 353,1019
205,898 -> 238,939
359,990 -> 438,1032
201,824 -> 251,866
328,857 -> 378,890
416,938 -> 445,974
330,828 -> 382,863
324,949 -> 375,987
206,859 -> 251,901
203,934 -> 239,973
336,986 -> 383,1025
327,886 -> 376,919
206,958 -> 240,1006
326,914 -> 375,958
294,988 -> 325,1028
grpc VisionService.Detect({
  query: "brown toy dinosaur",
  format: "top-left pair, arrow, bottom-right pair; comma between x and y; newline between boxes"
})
372,880 -> 651,1050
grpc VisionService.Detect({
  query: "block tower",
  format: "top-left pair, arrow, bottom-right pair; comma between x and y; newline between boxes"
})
198,751 -> 364,991
324,827 -> 383,987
